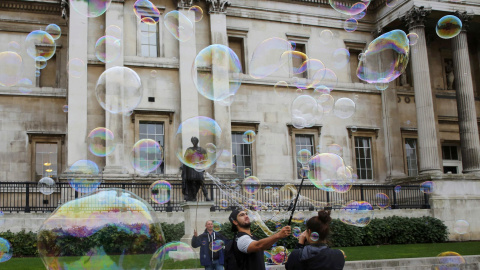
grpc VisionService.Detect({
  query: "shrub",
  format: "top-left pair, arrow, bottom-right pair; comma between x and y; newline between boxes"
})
0,230 -> 38,257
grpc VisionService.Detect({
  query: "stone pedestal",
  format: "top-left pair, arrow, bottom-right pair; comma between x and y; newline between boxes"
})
180,202 -> 215,245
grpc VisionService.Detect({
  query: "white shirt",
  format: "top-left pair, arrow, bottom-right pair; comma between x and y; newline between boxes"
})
236,235 -> 255,253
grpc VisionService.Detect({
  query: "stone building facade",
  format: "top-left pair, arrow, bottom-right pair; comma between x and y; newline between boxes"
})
0,0 -> 480,185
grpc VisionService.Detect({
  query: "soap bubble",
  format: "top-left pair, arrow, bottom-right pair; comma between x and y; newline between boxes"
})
317,94 -> 334,114
295,59 -> 326,90
66,160 -> 102,193
243,176 -> 261,195
329,0 -> 370,16
150,241 -> 197,270
150,180 -> 171,204
375,193 -> 389,209
291,95 -> 318,129
220,199 -> 229,209
280,50 -> 308,75
357,30 -> 409,84
249,37 -> 293,79
94,35 -> 121,63
375,83 -> 389,90
333,48 -> 350,69
0,238 -> 12,263
244,168 -> 252,177
435,251 -> 465,269
394,185 -> 401,193
192,44 -> 242,102
70,0 -> 112,17
453,220 -> 469,234
310,232 -> 319,242
352,10 -> 366,20
319,30 -> 334,44
333,97 -> 356,119
436,15 -> 462,39
292,227 -> 301,238
25,30 -> 56,61
7,41 -> 21,52
316,68 -> 338,92
420,181 -> 435,194
36,57 -> 47,69
327,144 -> 343,156
62,105 -> 68,112
164,10 -> 194,42
174,116 -> 223,171
407,33 -> 419,45
274,81 -> 289,98
210,240 -> 224,252
213,221 -> 222,232
308,153 -> 350,192
95,66 -> 143,114
271,246 -> 289,265
344,18 -> 358,32
339,201 -> 374,227
87,127 -> 115,157
68,58 -> 86,78
133,0 -> 160,23
0,51 -> 23,87
18,78 -> 33,94
242,130 -> 256,144
105,25 -> 123,39
189,5 -> 203,22
292,212 -> 305,223
38,188 -> 166,269
130,139 -> 163,175
45,24 -> 61,40
39,177 -> 56,195
35,70 -> 41,77
297,149 -> 312,165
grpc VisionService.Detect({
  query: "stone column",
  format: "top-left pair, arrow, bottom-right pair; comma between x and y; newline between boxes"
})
402,7 -> 442,175
451,12 -> 480,174
207,0 -> 235,174
67,1 -> 88,166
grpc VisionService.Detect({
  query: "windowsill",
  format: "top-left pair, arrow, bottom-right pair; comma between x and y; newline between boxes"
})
0,86 -> 66,97
87,55 -> 179,69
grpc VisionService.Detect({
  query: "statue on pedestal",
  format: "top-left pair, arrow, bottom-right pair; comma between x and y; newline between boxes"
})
446,60 -> 455,90
181,137 -> 211,201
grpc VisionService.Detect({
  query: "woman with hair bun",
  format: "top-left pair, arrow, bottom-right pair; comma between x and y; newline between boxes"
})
285,210 -> 345,270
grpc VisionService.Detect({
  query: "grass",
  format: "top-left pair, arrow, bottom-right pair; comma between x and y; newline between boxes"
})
2,242 -> 480,269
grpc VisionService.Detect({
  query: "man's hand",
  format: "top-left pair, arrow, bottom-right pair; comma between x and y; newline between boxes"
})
194,229 -> 198,237
276,226 -> 291,239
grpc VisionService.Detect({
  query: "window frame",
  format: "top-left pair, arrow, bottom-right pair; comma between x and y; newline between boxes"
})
227,28 -> 249,75
28,133 -> 65,181
348,127 -> 378,181
344,40 -> 366,84
285,33 -> 309,79
403,137 -> 419,177
441,142 -> 462,174
289,124 -> 321,180
231,122 -> 258,177
136,6 -> 165,58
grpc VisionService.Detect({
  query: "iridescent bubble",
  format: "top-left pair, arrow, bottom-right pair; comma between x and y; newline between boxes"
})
310,232 -> 319,242
192,44 -> 242,102
95,66 -> 143,114
274,81 -> 289,98
133,0 -> 160,23
150,180 -> 171,204
68,58 -> 86,78
249,37 -> 293,79
386,0 -> 399,7
94,35 -> 121,63
292,227 -> 301,238
174,116 -> 223,171
0,238 -> 12,263
150,241 -> 197,270
213,221 -> 222,232
281,50 -> 308,75
242,130 -> 256,144
66,160 -> 101,193
130,139 -> 163,175
292,212 -> 305,223
105,25 -> 123,39
35,70 -> 41,77
407,33 -> 419,45
420,181 -> 435,194
453,220 -> 469,235
291,95 -> 318,129
45,24 -> 61,40
296,59 -> 326,90
271,246 -> 289,265
436,15 -> 462,39
38,177 -> 55,195
319,30 -> 334,44
344,18 -> 358,32
7,41 -> 21,53
220,199 -> 229,209
164,10 -> 194,42
17,78 -> 33,94
62,105 -> 68,113
351,126 -> 357,132
394,185 -> 401,193
297,149 -> 312,165
0,51 -> 23,87
189,5 -> 203,22
313,85 -> 331,97
87,127 -> 115,157
436,251 -> 465,269
352,10 -> 366,20
316,68 -> 338,92
70,0 -> 112,18
243,176 -> 261,195
25,30 -> 56,61
333,48 -> 350,70
36,56 -> 47,69
308,153 -> 349,192
357,30 -> 409,84
333,97 -> 356,119
339,201 -> 374,227
317,94 -> 334,114
330,0 -> 370,16
209,240 -> 224,252
375,83 -> 389,90
375,193 -> 389,209
244,168 -> 252,177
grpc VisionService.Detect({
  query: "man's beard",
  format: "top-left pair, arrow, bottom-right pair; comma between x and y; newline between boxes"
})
238,221 -> 251,229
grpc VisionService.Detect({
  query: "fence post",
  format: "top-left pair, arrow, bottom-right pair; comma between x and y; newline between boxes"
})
423,193 -> 430,209
360,185 -> 364,201
210,184 -> 214,201
326,191 -> 330,205
25,183 -> 30,213
392,186 -> 397,209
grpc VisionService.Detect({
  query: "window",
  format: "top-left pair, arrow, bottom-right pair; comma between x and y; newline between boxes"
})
38,54 -> 57,88
140,20 -> 159,57
295,134 -> 314,178
442,144 -> 461,174
349,49 -> 362,83
355,137 -> 373,180
405,138 -> 418,176
228,36 -> 245,73
35,143 -> 58,181
292,43 -> 307,79
232,132 -> 252,177
139,121 -> 164,174
442,145 -> 459,160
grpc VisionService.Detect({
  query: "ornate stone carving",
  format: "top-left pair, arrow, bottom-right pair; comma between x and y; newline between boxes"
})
206,0 -> 231,13
371,27 -> 383,38
173,0 -> 199,8
61,0 -> 69,21
454,11 -> 474,31
402,6 -> 431,29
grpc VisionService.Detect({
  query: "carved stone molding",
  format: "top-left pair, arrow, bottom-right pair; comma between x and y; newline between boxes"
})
61,0 -> 69,21
454,11 -> 474,31
0,0 -> 62,15
173,0 -> 199,9
206,0 -> 231,14
402,6 -> 431,29
371,27 -> 384,38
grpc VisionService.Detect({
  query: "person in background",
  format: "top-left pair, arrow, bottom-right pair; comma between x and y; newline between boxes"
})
192,220 -> 228,270
285,210 -> 345,270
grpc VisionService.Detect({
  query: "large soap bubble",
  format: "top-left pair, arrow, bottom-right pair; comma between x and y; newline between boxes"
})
175,116 -> 223,171
37,189 -> 165,270
0,51 -> 23,87
329,0 -> 371,16
291,95 -> 318,129
25,30 -> 56,61
308,153 -> 350,192
357,30 -> 409,84
133,0 -> 161,23
164,10 -> 194,42
70,0 -> 112,18
66,160 -> 102,193
192,44 -> 242,102
150,241 -> 198,269
339,201 -> 374,227
249,37 -> 293,79
95,66 -> 143,114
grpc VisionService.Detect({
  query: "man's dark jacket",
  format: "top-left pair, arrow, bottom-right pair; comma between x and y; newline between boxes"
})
192,229 -> 229,266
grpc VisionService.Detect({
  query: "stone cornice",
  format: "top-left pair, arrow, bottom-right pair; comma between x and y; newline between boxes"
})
454,11 -> 474,31
207,0 -> 231,14
402,6 -> 431,29
173,0 -> 199,9
0,0 -> 62,15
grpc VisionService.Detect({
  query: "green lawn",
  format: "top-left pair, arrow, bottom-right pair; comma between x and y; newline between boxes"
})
2,242 -> 479,269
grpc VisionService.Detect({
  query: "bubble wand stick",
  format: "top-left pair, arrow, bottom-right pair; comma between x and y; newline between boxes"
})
283,176 -> 306,265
